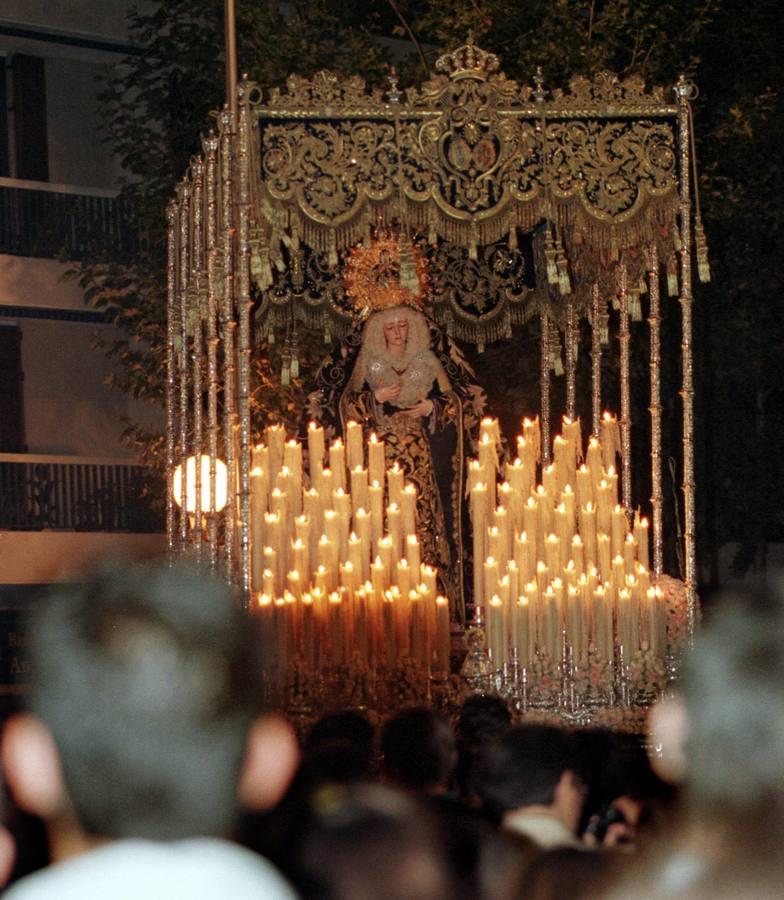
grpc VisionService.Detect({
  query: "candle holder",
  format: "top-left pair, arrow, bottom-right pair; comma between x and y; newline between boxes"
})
459,621 -> 494,696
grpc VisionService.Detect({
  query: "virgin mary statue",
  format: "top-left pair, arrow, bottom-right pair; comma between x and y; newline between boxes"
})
303,236 -> 487,623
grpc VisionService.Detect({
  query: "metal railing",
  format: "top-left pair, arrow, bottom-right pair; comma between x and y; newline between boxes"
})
0,177 -> 138,260
0,454 -> 162,532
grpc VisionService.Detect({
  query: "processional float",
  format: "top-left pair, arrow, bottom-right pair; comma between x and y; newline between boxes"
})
166,40 -> 709,726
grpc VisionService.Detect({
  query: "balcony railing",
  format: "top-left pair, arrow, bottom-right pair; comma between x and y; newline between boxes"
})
0,454 -> 162,532
0,177 -> 138,260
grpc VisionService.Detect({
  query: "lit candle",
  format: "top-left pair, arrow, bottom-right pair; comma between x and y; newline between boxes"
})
513,595 -> 533,668
354,508 -> 371,580
329,439 -> 346,492
487,595 -> 507,669
576,464 -> 593,512
371,555 -> 386,596
567,584 -> 584,661
597,480 -> 613,535
333,488 -> 351,548
377,535 -> 394,579
250,467 -> 268,593
405,533 -> 421,574
634,512 -> 650,571
571,534 -> 585,574
523,417 -> 541,463
386,503 -> 402,562
545,533 -> 560,574
514,530 -> 533,583
252,443 -> 270,473
387,462 -> 404,507
543,584 -> 562,661
348,533 -> 364,582
600,412 -> 621,472
283,440 -> 303,516
597,533 -> 612,584
611,504 -> 628,558
301,592 -> 317,668
483,557 -> 500,605
286,569 -> 303,601
524,579 -> 541,653
346,420 -> 364,472
480,416 -> 501,446
369,480 -> 384,552
307,422 -> 325,489
350,465 -> 369,516
542,463 -> 558,497
623,532 -> 636,572
471,484 -> 488,607
264,512 -> 282,585
493,504 -> 511,562
401,483 -> 417,538
523,496 -> 539,559
434,595 -> 451,677
478,432 -> 497,479
328,592 -> 345,666
586,437 -> 603,490
265,423 -> 285,478
368,433 -> 385,487
487,526 -> 504,568
581,502 -> 597,566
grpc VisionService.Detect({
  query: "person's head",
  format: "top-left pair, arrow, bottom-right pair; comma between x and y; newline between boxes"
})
361,306 -> 429,357
1,561 -> 298,847
381,708 -> 456,794
474,725 -> 584,831
293,782 -> 458,900
454,694 -> 512,800
681,580 -> 784,837
383,316 -> 409,350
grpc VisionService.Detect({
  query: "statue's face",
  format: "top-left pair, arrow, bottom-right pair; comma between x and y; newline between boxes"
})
383,318 -> 408,349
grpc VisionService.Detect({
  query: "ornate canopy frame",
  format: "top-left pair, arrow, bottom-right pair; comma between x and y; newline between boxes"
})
166,40 -> 707,634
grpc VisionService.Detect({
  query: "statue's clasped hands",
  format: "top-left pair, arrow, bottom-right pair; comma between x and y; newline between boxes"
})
374,381 -> 433,418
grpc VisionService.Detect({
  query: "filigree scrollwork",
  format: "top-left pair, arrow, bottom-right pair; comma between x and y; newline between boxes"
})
261,120 -> 397,223
266,70 -> 384,110
550,71 -> 668,112
401,82 -> 542,217
546,120 -> 677,221
253,236 -> 536,348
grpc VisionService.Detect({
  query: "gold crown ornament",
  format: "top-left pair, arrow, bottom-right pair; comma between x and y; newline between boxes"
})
343,233 -> 429,317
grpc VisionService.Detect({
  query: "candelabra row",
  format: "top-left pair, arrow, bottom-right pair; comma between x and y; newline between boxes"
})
469,414 -> 671,673
250,422 -> 451,680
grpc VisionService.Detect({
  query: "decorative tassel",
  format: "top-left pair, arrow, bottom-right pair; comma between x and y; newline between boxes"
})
477,340 -> 485,354
629,291 -> 642,322
556,253 -> 571,295
267,326 -> 275,345
399,241 -> 420,294
291,248 -> 304,292
508,216 -> 518,251
600,313 -> 609,345
666,257 -> 679,297
551,348 -> 564,376
428,207 -> 438,246
695,215 -> 711,283
545,226 -> 558,284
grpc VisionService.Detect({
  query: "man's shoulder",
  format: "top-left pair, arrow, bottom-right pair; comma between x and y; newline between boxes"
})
4,838 -> 296,900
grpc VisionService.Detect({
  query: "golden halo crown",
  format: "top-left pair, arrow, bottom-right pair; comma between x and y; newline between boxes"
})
344,234 -> 429,317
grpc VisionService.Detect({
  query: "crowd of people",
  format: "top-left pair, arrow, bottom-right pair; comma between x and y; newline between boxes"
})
0,561 -> 782,898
